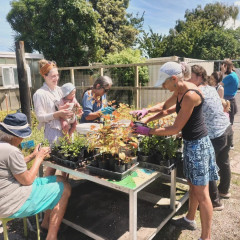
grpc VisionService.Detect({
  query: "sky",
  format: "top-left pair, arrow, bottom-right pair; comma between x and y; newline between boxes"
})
1,0 -> 240,52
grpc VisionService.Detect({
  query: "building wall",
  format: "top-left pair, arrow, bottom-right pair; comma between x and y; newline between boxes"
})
0,52 -> 43,110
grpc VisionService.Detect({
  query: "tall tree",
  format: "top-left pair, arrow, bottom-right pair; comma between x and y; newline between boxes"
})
194,29 -> 240,60
138,2 -> 240,60
7,0 -> 103,66
89,0 -> 143,54
183,2 -> 239,28
137,28 -> 167,58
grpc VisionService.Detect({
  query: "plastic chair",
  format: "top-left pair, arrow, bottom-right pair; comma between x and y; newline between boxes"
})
0,214 -> 40,240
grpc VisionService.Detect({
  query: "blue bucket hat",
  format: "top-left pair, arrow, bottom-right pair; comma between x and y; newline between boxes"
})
61,83 -> 75,98
0,113 -> 32,138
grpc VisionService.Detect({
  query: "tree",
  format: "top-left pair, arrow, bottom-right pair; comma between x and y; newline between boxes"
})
103,48 -> 148,86
137,28 -> 167,58
7,0 -> 103,66
137,2 -> 240,60
89,0 -> 143,54
164,18 -> 213,58
195,29 -> 240,60
183,2 -> 239,28
103,48 -> 149,104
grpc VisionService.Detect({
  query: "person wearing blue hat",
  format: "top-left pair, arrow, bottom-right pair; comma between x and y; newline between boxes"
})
59,82 -> 82,137
0,112 -> 71,239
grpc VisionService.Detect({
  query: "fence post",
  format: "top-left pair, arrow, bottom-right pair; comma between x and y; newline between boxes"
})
70,69 -> 75,85
100,68 -> 104,76
134,66 -> 139,108
15,41 -> 31,125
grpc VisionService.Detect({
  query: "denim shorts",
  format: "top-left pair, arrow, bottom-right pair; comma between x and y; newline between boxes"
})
9,176 -> 64,218
183,135 -> 219,186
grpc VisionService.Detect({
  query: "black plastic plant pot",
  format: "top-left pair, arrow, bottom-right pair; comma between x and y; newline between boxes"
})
91,159 -> 98,167
108,158 -> 116,171
114,163 -> 126,173
175,151 -> 183,161
125,161 -> 131,170
98,159 -> 109,169
138,154 -> 150,162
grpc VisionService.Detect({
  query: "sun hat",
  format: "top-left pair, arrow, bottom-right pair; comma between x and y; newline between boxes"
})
61,83 -> 76,98
155,62 -> 183,87
0,112 -> 32,138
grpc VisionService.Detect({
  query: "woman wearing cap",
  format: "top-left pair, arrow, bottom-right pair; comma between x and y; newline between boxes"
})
80,75 -> 114,123
133,62 -> 218,240
0,112 -> 71,240
33,59 -> 73,176
59,82 -> 82,137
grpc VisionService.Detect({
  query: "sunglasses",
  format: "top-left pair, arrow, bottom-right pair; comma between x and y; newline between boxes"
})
102,87 -> 110,93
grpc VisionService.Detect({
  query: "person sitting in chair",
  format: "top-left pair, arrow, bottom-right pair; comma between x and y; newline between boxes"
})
0,112 -> 71,240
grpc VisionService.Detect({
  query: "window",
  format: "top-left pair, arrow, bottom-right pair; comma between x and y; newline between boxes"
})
0,65 -> 32,88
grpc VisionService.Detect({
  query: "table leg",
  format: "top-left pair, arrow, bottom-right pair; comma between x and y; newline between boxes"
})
170,168 -> 177,210
129,190 -> 137,240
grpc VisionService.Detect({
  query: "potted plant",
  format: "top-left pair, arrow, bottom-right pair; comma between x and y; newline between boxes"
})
87,104 -> 138,173
50,134 -> 88,168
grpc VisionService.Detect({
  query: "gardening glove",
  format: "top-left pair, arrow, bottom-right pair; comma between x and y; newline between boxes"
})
134,125 -> 151,136
130,108 -> 148,119
101,106 -> 115,115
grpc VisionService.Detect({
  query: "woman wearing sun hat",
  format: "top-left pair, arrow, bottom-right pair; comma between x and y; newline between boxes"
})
0,112 -> 71,239
132,62 -> 218,240
33,59 -> 73,176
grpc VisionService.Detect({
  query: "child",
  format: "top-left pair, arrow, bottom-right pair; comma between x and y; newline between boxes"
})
59,83 -> 82,137
221,98 -> 231,118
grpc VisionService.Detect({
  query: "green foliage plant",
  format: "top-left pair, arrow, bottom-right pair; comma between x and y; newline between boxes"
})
103,48 -> 149,86
87,103 -> 138,164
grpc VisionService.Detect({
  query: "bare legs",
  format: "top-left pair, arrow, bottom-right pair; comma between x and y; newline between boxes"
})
186,181 -> 212,240
41,176 -> 71,240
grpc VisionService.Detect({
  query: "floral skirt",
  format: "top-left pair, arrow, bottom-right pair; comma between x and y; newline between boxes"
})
183,135 -> 219,186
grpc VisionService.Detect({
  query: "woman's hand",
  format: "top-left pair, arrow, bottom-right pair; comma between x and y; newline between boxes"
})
133,125 -> 151,136
59,102 -> 70,110
77,107 -> 83,117
101,106 -> 115,115
54,109 -> 73,119
36,147 -> 51,162
130,108 -> 148,119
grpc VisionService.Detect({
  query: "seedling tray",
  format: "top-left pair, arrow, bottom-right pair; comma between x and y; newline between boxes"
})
139,158 -> 181,174
50,155 -> 85,169
86,162 -> 139,181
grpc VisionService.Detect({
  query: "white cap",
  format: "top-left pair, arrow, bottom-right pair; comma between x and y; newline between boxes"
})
155,62 -> 182,87
61,83 -> 75,98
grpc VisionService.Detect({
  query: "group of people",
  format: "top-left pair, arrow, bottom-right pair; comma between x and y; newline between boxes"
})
131,60 -> 238,240
0,58 -> 238,240
0,59 -> 114,240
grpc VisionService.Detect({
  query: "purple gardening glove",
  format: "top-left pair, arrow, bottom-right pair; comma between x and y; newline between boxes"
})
130,108 -> 148,119
134,125 -> 151,136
